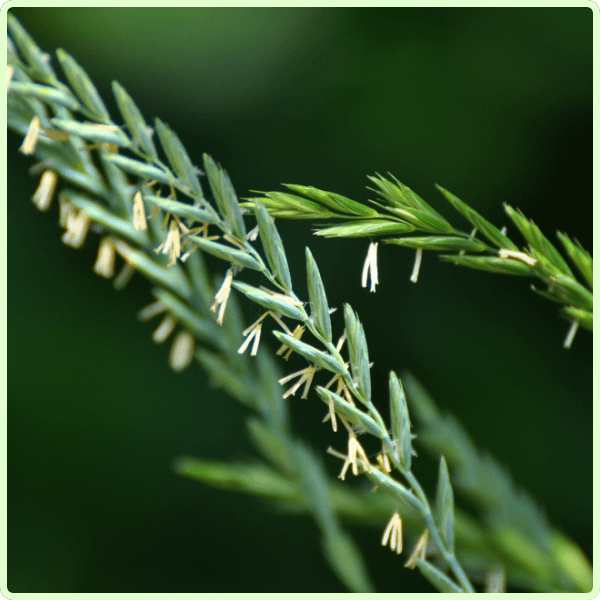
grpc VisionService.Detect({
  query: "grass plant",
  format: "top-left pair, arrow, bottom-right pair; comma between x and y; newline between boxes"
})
7,14 -> 592,593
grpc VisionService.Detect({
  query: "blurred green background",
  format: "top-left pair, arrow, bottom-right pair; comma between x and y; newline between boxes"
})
8,7 -> 592,593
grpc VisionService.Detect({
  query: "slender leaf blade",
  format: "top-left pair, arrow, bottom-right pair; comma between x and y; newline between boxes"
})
416,559 -> 464,593
316,387 -> 384,438
112,80 -> 157,159
389,372 -> 412,471
56,49 -> 111,123
8,81 -> 80,111
50,118 -> 129,147
316,220 -> 416,238
436,456 -> 455,554
556,232 -> 593,290
143,195 -> 219,225
106,153 -> 175,185
232,282 -> 307,321
8,14 -> 57,83
273,332 -> 345,375
284,184 -> 378,217
203,153 -> 246,239
305,248 -> 332,342
385,235 -> 488,253
440,254 -> 535,276
255,202 -> 292,291
190,236 -> 262,271
436,185 -> 518,250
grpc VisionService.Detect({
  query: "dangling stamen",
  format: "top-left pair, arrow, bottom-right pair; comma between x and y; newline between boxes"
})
410,248 -> 423,283
31,170 -> 58,212
278,365 -> 317,399
361,242 -> 379,292
61,210 -> 92,249
133,191 -> 147,231
381,511 -> 403,554
238,312 -> 269,356
152,315 -> 177,343
113,262 -> 136,291
169,331 -> 195,372
138,300 -> 167,322
93,238 -> 116,279
563,321 -> 579,349
210,268 -> 234,325
19,116 -> 41,155
404,529 -> 429,569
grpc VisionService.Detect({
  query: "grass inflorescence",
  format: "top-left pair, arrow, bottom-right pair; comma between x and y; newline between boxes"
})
7,14 -> 592,593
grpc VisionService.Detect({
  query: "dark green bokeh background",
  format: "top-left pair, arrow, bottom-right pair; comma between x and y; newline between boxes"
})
8,7 -> 592,593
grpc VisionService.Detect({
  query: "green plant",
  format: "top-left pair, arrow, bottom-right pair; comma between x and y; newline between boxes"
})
7,13 -> 592,593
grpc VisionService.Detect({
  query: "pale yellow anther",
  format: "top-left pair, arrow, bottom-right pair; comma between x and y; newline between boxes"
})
261,287 -> 304,306
278,365 -> 317,399
381,511 -> 403,554
246,226 -> 259,241
238,312 -> 269,356
58,198 -> 76,228
138,300 -> 167,322
210,268 -> 234,325
169,331 -> 195,372
376,451 -> 392,473
93,238 -> 116,279
19,116 -> 41,155
498,248 -> 537,267
410,248 -> 423,283
563,320 -> 579,349
335,331 -> 347,353
404,529 -> 429,569
223,233 -> 245,250
158,220 -> 182,266
32,170 -> 58,212
338,433 -> 371,480
61,210 -> 91,249
321,393 -> 338,432
269,312 -> 293,336
361,242 -> 379,292
7,65 -> 14,90
133,191 -> 147,231
152,315 -> 177,344
113,262 -> 136,291
276,324 -> 304,359
180,245 -> 198,262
